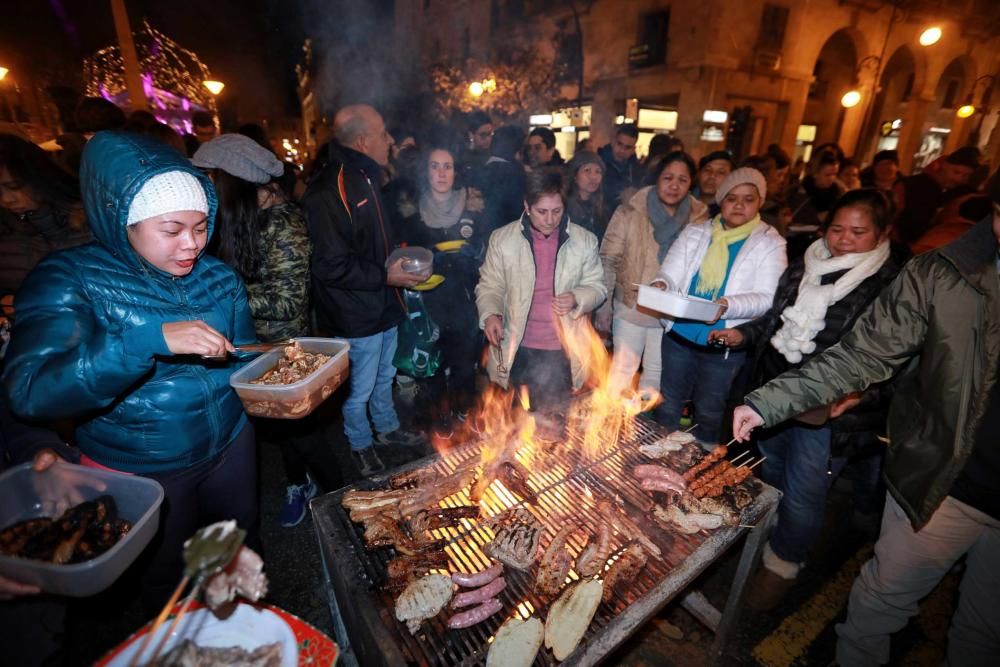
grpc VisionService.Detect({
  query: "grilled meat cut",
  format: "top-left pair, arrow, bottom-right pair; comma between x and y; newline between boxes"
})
576,515 -> 614,577
535,524 -> 577,596
395,573 -> 454,634
152,639 -> 282,667
602,543 -> 647,603
0,495 -> 130,564
484,510 -> 542,570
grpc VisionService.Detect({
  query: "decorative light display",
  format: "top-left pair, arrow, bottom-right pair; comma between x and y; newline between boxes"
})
83,19 -> 217,132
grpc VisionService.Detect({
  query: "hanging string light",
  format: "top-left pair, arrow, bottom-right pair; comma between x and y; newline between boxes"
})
84,19 -> 217,116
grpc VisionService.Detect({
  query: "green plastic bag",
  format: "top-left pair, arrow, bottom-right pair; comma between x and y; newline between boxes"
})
393,290 -> 441,378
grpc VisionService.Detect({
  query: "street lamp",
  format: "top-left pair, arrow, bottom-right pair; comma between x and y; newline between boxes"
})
203,80 -> 225,96
954,74 -> 996,118
841,90 -> 862,108
0,67 -> 8,81
468,81 -> 484,98
918,26 -> 942,46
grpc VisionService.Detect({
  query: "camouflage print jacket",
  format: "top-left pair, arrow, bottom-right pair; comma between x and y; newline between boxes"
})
248,202 -> 312,342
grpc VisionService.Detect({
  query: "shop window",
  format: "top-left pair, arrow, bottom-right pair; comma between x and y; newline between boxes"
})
758,4 -> 789,51
629,10 -> 669,69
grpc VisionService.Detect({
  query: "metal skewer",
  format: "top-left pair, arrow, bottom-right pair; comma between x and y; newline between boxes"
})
683,423 -> 698,433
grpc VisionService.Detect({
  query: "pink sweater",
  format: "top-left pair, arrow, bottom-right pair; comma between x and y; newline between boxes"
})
521,227 -> 562,350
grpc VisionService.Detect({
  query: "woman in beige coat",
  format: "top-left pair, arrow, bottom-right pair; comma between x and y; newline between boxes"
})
596,152 -> 709,398
476,170 -> 606,433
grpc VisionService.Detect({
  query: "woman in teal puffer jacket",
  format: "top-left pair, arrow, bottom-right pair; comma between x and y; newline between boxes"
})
1,131 -> 259,612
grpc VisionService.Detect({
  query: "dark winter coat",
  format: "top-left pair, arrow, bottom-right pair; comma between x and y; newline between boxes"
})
736,244 -> 906,459
597,144 -> 640,211
1,132 -> 255,473
745,218 -> 1000,529
302,143 -> 404,338
246,202 -> 312,341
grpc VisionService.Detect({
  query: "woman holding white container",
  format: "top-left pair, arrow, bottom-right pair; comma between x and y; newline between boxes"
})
652,167 -> 786,443
597,151 -> 709,399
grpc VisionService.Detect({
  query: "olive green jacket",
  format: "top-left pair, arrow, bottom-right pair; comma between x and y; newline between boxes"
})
746,217 -> 1000,529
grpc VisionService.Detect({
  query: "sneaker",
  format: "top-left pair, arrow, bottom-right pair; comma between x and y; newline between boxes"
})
279,476 -> 318,528
351,447 -> 385,477
375,428 -> 426,449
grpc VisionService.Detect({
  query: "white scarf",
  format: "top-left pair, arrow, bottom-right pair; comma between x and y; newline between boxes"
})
770,238 -> 890,363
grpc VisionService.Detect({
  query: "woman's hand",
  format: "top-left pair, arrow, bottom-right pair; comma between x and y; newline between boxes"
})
650,279 -> 669,291
33,448 -> 61,472
484,314 -> 503,347
706,298 -> 729,325
707,328 -> 743,347
830,392 -> 863,418
162,321 -> 234,358
0,574 -> 40,600
552,292 -> 578,317
732,404 -> 764,442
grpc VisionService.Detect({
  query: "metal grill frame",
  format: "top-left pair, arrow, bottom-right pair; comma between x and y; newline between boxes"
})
312,416 -> 779,667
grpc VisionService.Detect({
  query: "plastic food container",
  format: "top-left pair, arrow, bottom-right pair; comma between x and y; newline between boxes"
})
386,247 -> 434,276
637,285 -> 722,322
0,461 -> 164,597
230,337 -> 350,419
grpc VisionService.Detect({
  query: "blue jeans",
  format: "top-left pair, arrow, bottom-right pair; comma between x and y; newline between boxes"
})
657,331 -> 746,444
343,327 -> 401,450
758,421 -> 844,564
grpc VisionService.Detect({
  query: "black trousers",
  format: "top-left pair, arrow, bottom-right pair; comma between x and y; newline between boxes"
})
140,423 -> 259,614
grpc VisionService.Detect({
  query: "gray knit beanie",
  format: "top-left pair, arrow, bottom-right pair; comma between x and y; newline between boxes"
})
192,134 -> 284,184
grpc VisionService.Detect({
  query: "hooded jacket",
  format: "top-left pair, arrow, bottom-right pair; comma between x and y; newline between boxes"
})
745,217 -> 1000,529
1,132 -> 256,473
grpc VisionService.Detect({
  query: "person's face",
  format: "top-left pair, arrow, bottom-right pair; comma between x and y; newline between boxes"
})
824,205 -> 883,257
940,163 -> 974,190
528,136 -> 554,166
767,161 -> 788,194
719,184 -> 761,228
656,161 -> 693,208
575,163 -> 603,196
873,159 -> 897,183
840,165 -> 860,187
360,111 -> 393,167
472,123 -> 494,152
525,193 -> 564,236
428,149 -> 455,196
698,159 -> 731,196
0,167 -> 40,216
611,133 -> 637,163
127,210 -> 209,276
814,164 -> 839,189
194,124 -> 216,145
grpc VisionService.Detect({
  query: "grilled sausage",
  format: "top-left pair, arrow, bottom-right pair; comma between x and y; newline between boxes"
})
451,576 -> 507,608
633,465 -> 687,488
452,561 -> 503,588
446,597 -> 503,629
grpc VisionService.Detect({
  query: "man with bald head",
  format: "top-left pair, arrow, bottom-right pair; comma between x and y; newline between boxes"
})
303,104 -> 426,476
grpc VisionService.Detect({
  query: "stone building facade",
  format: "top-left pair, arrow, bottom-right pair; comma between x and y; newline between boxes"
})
397,0 -> 1000,170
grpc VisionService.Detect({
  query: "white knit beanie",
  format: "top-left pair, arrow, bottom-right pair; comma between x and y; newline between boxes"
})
716,167 -> 767,205
127,171 -> 209,225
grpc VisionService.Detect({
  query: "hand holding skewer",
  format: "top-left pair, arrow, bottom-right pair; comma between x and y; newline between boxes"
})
732,405 -> 765,442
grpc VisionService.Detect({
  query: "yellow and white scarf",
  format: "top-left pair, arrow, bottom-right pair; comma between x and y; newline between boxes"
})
695,214 -> 761,297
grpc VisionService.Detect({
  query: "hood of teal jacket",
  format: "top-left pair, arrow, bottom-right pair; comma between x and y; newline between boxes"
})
80,131 -> 218,273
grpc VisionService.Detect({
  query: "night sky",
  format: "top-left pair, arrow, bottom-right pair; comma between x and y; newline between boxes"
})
0,0 -> 308,121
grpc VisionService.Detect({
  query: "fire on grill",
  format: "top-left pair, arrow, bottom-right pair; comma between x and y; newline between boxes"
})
335,320 -> 764,665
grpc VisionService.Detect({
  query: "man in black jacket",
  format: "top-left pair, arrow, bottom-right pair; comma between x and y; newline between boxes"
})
302,105 -> 426,476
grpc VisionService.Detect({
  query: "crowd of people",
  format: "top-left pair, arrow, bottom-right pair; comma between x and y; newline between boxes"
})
1,95 -> 998,666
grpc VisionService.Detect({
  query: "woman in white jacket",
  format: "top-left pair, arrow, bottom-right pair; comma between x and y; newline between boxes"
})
653,167 -> 786,443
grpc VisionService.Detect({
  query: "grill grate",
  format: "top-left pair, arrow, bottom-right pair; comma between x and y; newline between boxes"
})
316,405 -> 774,666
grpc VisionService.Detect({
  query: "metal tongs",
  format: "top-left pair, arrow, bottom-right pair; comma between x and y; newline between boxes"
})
201,338 -> 295,360
128,521 -> 247,666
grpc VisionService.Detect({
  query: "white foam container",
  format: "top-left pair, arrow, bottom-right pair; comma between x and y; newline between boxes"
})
637,285 -> 722,322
